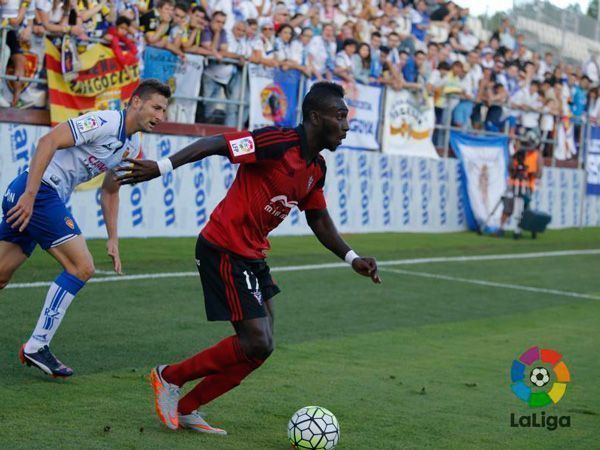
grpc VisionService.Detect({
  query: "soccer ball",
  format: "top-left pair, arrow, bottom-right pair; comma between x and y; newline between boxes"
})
530,367 -> 550,387
288,406 -> 339,449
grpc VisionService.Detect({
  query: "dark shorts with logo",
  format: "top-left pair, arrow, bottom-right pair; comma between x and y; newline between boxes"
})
195,235 -> 280,322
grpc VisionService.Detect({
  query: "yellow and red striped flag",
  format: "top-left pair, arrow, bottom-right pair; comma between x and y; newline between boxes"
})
45,38 -> 140,125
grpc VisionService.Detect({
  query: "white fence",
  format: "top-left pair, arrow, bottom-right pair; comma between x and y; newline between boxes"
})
1,122 -> 600,239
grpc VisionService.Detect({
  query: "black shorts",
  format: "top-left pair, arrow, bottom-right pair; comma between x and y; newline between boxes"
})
196,235 -> 281,322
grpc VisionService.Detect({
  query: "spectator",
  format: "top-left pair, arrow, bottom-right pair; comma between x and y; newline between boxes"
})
274,23 -> 295,65
201,10 -> 229,122
353,42 -> 374,85
165,2 -> 189,60
458,24 -> 478,53
77,0 -> 111,39
387,31 -> 401,67
224,20 -> 251,127
106,16 -> 138,68
308,22 -> 337,80
1,0 -> 30,107
369,31 -> 382,79
251,17 -> 278,67
182,6 -> 210,56
583,53 -> 599,86
139,0 -> 174,49
334,38 -> 357,82
511,80 -> 542,130
377,46 -> 402,89
410,0 -> 429,44
290,26 -> 318,78
485,82 -> 509,132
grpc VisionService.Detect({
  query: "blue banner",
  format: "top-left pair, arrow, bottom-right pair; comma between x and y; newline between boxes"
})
586,126 -> 600,196
450,132 -> 509,231
141,47 -> 178,83
273,68 -> 301,127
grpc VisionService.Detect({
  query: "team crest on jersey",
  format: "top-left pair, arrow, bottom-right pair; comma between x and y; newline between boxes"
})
230,136 -> 255,157
65,217 -> 75,230
253,289 -> 263,305
75,116 -> 100,133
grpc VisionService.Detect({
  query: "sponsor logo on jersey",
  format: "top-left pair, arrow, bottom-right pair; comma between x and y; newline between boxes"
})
65,217 -> 75,230
270,195 -> 298,208
264,195 -> 298,219
76,116 -> 100,133
230,136 -> 255,157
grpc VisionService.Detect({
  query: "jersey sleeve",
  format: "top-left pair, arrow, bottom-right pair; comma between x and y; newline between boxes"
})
222,127 -> 294,164
298,156 -> 327,211
67,111 -> 119,146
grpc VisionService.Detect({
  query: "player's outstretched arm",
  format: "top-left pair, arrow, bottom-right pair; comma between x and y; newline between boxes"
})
305,208 -> 382,284
115,135 -> 229,185
101,171 -> 122,274
6,122 -> 76,232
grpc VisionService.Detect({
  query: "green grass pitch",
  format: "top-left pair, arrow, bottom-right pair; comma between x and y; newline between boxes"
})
1,229 -> 599,449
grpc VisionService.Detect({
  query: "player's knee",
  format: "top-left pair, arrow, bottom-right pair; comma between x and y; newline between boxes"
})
74,262 -> 95,281
242,335 -> 274,361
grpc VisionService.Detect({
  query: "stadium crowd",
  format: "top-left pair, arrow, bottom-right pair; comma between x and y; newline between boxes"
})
1,0 -> 600,154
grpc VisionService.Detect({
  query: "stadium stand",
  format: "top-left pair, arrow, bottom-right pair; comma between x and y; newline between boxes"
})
0,0 -> 598,163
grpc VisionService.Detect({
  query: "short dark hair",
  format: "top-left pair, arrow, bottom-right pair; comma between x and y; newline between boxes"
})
438,61 -> 450,71
175,2 -> 188,11
302,82 -> 345,121
116,15 -> 131,27
371,31 -> 382,39
157,0 -> 174,9
414,50 -> 426,57
130,79 -> 171,102
342,38 -> 357,49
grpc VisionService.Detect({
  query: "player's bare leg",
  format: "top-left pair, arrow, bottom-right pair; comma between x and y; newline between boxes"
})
20,235 -> 93,378
0,241 -> 28,290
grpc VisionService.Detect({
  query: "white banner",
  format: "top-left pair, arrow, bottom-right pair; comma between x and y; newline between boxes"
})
305,79 -> 383,151
167,54 -> 204,124
0,122 -> 595,239
382,89 -> 439,159
248,64 -> 276,130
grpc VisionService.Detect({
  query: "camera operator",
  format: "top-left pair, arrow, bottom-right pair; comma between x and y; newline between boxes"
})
498,127 -> 542,238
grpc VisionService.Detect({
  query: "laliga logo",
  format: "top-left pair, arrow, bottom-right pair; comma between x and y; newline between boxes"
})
260,84 -> 288,123
510,346 -> 571,431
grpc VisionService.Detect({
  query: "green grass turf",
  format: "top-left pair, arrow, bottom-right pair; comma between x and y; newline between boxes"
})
1,229 -> 599,449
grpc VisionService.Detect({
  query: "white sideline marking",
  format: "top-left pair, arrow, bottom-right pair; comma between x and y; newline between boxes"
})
382,268 -> 600,301
5,249 -> 600,290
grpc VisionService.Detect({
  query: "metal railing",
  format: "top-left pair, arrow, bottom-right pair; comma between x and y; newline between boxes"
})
0,26 -> 594,171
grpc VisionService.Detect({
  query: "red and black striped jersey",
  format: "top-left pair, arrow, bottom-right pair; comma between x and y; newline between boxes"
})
201,125 -> 327,260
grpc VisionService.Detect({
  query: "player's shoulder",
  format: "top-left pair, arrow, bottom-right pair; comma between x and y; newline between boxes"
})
251,126 -> 301,160
69,110 -> 122,137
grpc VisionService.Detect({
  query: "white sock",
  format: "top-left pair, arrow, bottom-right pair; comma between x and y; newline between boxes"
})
24,271 -> 85,353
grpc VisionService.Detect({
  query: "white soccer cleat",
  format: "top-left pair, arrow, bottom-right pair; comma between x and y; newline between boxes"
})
150,365 -> 181,430
179,410 -> 227,435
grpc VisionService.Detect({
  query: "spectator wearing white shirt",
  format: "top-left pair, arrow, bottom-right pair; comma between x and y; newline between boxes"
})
308,23 -> 336,79
511,81 -> 542,130
251,17 -> 278,67
333,38 -> 357,82
224,20 -> 251,127
583,54 -> 600,86
458,24 -> 478,53
537,51 -> 554,80
290,26 -> 317,78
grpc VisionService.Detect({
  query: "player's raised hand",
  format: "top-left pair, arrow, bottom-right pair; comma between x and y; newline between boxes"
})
351,257 -> 382,284
114,158 -> 160,185
107,238 -> 122,274
6,192 -> 35,232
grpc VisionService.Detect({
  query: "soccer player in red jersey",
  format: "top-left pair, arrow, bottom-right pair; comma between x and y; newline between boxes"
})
116,82 -> 381,434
